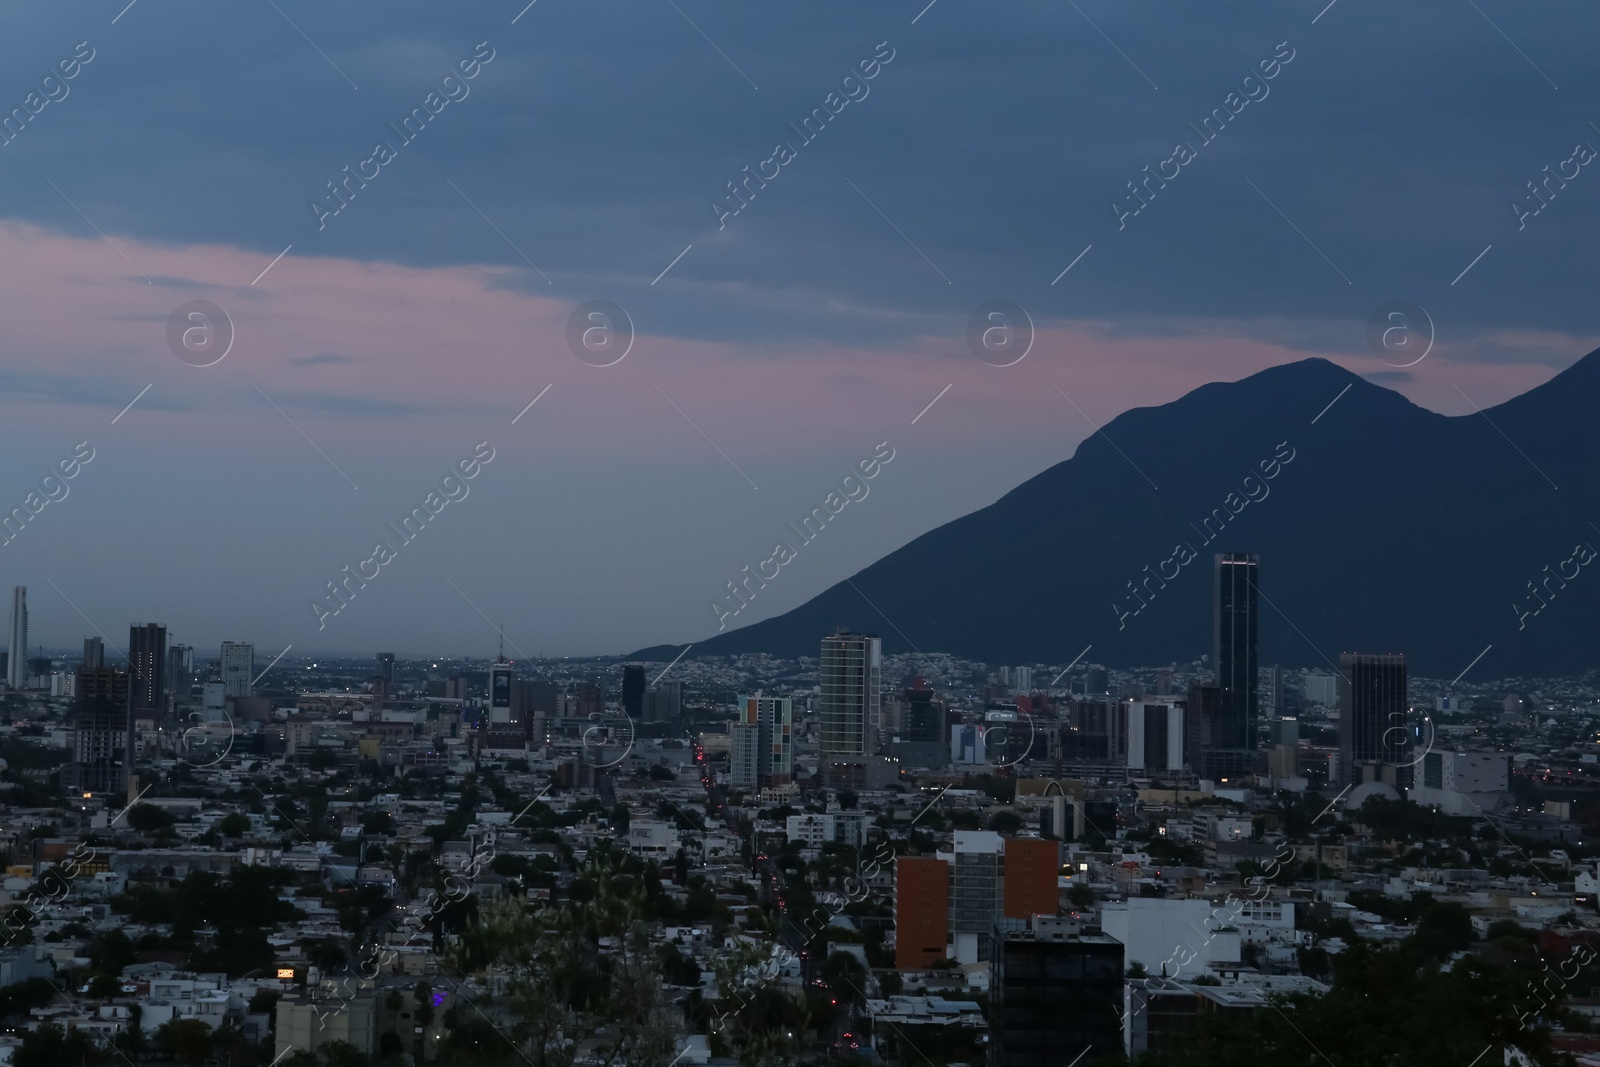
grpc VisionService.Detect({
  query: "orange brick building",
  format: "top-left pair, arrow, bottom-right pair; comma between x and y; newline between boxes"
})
1003,837 -> 1060,921
895,856 -> 950,970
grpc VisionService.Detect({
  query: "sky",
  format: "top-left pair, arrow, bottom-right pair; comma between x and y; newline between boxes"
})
1,0 -> 1598,659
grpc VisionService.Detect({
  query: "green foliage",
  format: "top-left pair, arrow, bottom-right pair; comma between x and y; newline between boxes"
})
125,803 -> 175,833
988,809 -> 1024,834
248,987 -> 281,1014
16,1023 -> 107,1067
1134,940 -> 1560,1067
0,977 -> 58,1017
217,812 -> 251,837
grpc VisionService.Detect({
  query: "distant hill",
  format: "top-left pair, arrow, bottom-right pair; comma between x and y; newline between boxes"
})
634,354 -> 1600,678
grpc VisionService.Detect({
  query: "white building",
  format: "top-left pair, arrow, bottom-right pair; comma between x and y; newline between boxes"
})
1409,751 -> 1512,816
627,820 -> 681,858
1100,898 -> 1244,979
220,642 -> 255,699
1126,701 -> 1185,773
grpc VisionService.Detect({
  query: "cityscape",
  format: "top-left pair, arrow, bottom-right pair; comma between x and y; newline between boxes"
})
1,546 -> 1597,1066
4,2 -> 1600,1066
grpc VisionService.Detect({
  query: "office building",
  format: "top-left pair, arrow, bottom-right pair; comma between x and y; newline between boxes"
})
6,587 -> 25,690
895,856 -> 950,970
1212,552 -> 1259,764
949,830 -> 1004,964
219,641 -> 254,699
576,680 -> 604,719
900,681 -> 943,743
68,667 -> 132,795
1126,701 -> 1185,774
1301,670 -> 1338,707
1337,652 -> 1408,785
1002,838 -> 1059,921
167,644 -> 194,702
729,694 -> 792,790
644,679 -> 682,723
820,631 -> 881,781
487,659 -> 514,724
1062,699 -> 1120,763
127,623 -> 167,718
1411,750 -> 1512,816
991,915 -> 1124,1067
83,635 -> 104,671
621,664 -> 645,720
376,652 -> 395,691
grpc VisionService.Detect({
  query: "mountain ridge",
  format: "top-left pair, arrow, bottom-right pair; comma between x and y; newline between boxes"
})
634,354 -> 1599,677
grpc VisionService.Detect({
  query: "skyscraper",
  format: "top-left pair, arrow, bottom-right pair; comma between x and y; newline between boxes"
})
621,664 -> 645,720
6,587 -> 26,690
167,644 -> 194,702
219,641 -> 255,698
487,658 -> 514,723
820,631 -> 881,758
83,636 -> 104,671
729,694 -> 792,790
128,623 -> 167,718
1210,553 -> 1259,773
1338,652 -> 1408,785
376,652 -> 395,691
68,667 -> 132,795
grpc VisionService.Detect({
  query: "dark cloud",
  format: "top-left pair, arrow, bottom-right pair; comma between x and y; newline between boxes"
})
0,0 -> 1593,353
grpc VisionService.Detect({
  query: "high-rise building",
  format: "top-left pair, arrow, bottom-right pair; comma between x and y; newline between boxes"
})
219,641 -> 255,699
487,659 -> 514,723
1126,701 -> 1185,774
1338,652 -> 1408,784
991,916 -> 1124,1067
950,830 -> 1004,964
1002,837 -> 1059,921
68,667 -> 132,795
6,587 -> 26,690
128,623 -> 167,717
1212,553 -> 1259,756
621,664 -> 645,720
644,680 -> 682,724
901,682 -> 943,744
729,694 -> 793,790
895,856 -> 950,970
376,652 -> 395,691
819,631 -> 881,759
167,644 -> 193,702
83,636 -> 104,671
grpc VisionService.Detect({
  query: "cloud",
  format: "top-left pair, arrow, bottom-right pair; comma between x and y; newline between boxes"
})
290,352 -> 356,367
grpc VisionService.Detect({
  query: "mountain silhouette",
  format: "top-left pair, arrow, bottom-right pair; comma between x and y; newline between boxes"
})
635,355 -> 1600,678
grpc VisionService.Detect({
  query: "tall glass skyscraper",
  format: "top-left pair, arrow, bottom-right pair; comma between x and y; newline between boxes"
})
1338,652 -> 1408,783
128,622 -> 167,718
1209,553 -> 1259,774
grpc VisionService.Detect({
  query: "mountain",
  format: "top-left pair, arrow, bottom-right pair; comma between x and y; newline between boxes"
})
635,354 -> 1600,678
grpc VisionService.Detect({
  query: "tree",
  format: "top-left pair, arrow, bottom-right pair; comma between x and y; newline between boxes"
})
218,813 -> 251,837
126,803 -> 175,833
157,1019 -> 213,1066
989,810 -> 1024,834
1134,940 -> 1560,1067
16,1023 -> 107,1067
456,861 -> 681,1067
